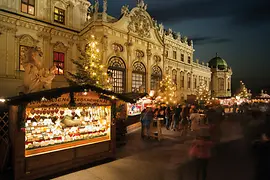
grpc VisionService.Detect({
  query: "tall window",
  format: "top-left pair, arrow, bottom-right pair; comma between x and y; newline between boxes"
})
193,75 -> 197,89
228,79 -> 231,91
151,66 -> 162,91
187,74 -> 191,89
188,56 -> 191,64
19,45 -> 31,71
108,57 -> 126,93
181,54 -> 184,62
53,52 -> 65,75
132,62 -> 146,92
173,51 -> 177,59
172,70 -> 177,85
180,72 -> 184,88
165,50 -> 168,58
218,78 -> 225,91
54,7 -> 65,24
21,0 -> 35,15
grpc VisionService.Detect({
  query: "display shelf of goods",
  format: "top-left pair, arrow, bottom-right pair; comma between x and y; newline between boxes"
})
24,106 -> 111,157
127,103 -> 142,116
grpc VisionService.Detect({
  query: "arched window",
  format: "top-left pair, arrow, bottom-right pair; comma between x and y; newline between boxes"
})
151,66 -> 162,91
187,73 -> 191,89
107,57 -> 126,93
218,78 -> 225,91
180,72 -> 184,88
132,62 -> 146,92
172,69 -> 177,85
228,79 -> 231,91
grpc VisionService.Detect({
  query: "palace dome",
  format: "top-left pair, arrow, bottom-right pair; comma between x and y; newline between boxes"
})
208,54 -> 228,70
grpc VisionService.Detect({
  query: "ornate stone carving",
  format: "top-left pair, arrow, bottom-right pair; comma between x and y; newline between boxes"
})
112,43 -> 124,54
152,18 -> 158,29
53,42 -> 68,52
158,23 -> 164,36
94,0 -> 99,13
154,55 -> 161,64
121,5 -> 130,16
128,9 -> 151,38
19,46 -> 56,93
135,50 -> 144,59
137,0 -> 147,10
183,36 -> 188,43
17,34 -> 39,47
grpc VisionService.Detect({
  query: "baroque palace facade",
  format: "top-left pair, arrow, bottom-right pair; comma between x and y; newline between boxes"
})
0,0 -> 232,101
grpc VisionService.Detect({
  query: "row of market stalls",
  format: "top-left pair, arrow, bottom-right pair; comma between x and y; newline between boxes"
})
3,85 -> 149,180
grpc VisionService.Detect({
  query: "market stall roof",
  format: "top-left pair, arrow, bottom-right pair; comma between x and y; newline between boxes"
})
121,92 -> 148,102
5,85 -> 142,105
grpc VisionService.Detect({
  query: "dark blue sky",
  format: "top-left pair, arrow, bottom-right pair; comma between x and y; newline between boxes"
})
89,0 -> 270,93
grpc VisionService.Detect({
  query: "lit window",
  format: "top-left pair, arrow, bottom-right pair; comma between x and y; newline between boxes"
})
53,52 -> 65,75
108,57 -> 126,93
151,66 -> 162,91
173,51 -> 177,59
132,62 -> 146,92
188,56 -> 191,63
54,7 -> 65,24
181,54 -> 184,62
21,0 -> 35,15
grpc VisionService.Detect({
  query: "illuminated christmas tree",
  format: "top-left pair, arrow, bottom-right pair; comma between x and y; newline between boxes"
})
155,75 -> 177,105
235,81 -> 251,98
67,35 -> 112,90
196,82 -> 210,103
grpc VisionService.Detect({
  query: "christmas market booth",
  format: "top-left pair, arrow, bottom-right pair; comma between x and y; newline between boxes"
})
6,85 -> 136,180
124,93 -> 150,132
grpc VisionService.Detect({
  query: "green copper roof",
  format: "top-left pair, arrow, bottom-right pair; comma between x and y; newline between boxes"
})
208,53 -> 228,70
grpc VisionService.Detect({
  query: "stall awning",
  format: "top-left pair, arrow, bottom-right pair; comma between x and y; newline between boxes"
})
5,85 -> 144,105
121,92 -> 148,103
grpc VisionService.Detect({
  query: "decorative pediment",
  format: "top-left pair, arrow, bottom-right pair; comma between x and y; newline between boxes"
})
53,42 -> 68,52
112,43 -> 124,53
128,9 -> 151,38
17,34 -> 39,47
153,55 -> 161,64
135,50 -> 144,59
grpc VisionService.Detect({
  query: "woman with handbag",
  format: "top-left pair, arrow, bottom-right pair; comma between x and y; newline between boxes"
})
189,128 -> 214,180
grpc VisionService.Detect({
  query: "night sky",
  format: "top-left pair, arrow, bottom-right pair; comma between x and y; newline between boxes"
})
89,0 -> 270,94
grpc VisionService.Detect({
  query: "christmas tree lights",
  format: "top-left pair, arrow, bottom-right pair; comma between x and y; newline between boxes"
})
155,75 -> 177,105
196,82 -> 210,103
235,81 -> 251,99
67,35 -> 112,90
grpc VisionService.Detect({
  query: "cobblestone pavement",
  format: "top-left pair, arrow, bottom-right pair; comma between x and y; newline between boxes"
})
52,119 -> 253,180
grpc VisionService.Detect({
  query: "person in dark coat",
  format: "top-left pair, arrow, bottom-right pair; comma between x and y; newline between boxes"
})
253,131 -> 270,180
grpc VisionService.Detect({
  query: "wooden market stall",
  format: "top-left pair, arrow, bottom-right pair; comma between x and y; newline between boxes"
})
6,85 -> 135,180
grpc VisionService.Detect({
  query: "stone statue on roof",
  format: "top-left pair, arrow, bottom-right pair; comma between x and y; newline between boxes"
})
94,0 -> 99,13
121,5 -> 130,16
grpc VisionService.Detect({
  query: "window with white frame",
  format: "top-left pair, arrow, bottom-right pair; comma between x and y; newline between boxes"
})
132,62 -> 146,92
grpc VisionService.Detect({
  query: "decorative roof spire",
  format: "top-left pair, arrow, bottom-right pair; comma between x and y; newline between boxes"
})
216,52 -> 218,57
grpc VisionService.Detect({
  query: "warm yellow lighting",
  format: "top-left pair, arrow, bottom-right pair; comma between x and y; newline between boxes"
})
85,66 -> 88,70
0,98 -> 5,103
92,72 -> 96,76
100,65 -> 104,68
97,49 -> 100,53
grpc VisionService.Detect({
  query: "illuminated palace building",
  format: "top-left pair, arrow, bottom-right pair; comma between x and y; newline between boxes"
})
0,0 -> 232,100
